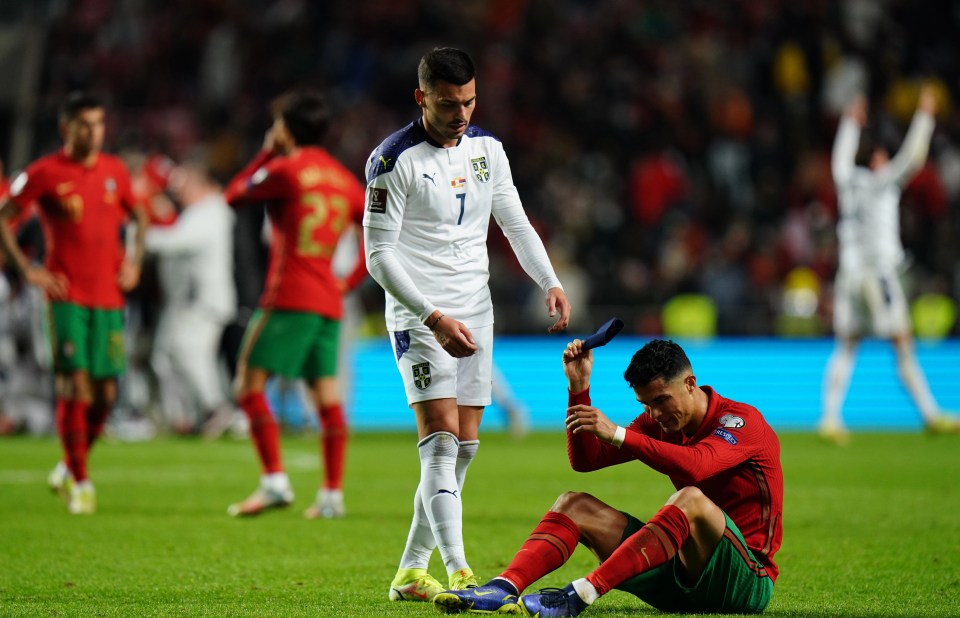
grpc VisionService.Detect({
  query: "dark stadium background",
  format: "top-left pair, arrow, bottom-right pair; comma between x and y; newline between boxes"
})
0,0 -> 957,432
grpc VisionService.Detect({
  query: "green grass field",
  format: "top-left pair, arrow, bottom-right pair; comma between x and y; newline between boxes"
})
1,432 -> 958,617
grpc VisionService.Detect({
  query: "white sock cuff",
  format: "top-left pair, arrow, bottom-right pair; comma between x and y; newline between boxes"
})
262,472 -> 290,492
571,578 -> 599,605
457,439 -> 479,460
418,431 -> 460,458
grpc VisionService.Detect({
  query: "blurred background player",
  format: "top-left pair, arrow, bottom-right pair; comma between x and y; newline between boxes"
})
820,85 -> 960,444
0,158 -> 54,437
224,89 -> 367,519
364,47 -> 571,603
435,338 -> 781,616
144,157 -> 237,435
0,91 -> 147,514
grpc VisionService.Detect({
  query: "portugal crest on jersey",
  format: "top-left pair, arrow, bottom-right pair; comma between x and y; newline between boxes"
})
471,156 -> 489,183
412,362 -> 432,390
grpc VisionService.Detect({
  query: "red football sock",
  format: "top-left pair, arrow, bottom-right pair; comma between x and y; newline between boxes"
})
54,397 -> 67,443
499,511 -> 581,593
319,403 -> 347,490
63,399 -> 91,482
239,392 -> 283,474
587,504 -> 690,595
86,403 -> 111,449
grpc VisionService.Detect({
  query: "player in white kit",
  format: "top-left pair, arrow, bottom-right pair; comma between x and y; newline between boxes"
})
820,85 -> 959,443
363,47 -> 571,602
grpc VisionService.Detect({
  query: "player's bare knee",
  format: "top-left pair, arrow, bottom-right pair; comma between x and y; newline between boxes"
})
70,373 -> 94,403
667,487 -> 709,517
549,490 -> 579,512
93,379 -> 117,409
550,491 -> 597,519
234,384 -> 250,401
668,486 -> 725,534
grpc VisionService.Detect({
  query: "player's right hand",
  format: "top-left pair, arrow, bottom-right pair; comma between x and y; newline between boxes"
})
918,84 -> 938,115
25,265 -> 68,300
433,316 -> 478,358
562,338 -> 592,392
545,287 -> 571,333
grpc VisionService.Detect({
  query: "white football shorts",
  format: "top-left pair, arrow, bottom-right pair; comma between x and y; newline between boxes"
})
388,323 -> 493,407
832,267 -> 910,338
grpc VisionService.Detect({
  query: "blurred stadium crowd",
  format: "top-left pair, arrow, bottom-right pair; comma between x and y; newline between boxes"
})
0,0 -> 958,433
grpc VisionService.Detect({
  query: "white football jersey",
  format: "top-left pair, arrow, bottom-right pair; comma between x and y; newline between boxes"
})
364,120 -> 560,330
831,112 -> 934,272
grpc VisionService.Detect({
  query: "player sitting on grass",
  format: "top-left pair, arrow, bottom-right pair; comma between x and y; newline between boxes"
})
434,338 -> 783,616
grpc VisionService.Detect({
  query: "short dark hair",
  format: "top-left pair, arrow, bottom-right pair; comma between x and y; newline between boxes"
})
623,339 -> 692,388
60,91 -> 105,122
418,47 -> 475,89
270,89 -> 330,146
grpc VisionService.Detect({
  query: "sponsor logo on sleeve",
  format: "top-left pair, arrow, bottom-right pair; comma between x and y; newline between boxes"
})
713,428 -> 738,445
719,414 -> 745,429
368,187 -> 388,213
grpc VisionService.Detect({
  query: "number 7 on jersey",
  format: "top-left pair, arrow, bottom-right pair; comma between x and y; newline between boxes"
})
456,193 -> 465,225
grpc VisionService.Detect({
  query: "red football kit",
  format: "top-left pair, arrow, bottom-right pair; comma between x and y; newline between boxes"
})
8,150 -> 136,309
225,147 -> 366,318
567,385 -> 783,581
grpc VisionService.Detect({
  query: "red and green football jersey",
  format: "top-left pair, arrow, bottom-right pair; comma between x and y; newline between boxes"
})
225,147 -> 366,318
9,150 -> 136,309
567,386 -> 783,582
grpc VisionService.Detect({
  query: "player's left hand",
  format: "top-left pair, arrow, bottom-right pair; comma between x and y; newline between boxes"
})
432,315 -> 478,358
545,287 -> 571,333
117,259 -> 142,292
565,404 -> 617,443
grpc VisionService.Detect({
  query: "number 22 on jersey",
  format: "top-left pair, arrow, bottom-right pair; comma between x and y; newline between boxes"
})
297,192 -> 349,258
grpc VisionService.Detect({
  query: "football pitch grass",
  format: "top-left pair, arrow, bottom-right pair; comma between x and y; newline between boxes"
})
1,432 -> 958,617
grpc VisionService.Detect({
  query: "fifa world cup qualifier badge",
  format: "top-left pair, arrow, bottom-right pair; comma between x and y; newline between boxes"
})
412,362 -> 432,390
368,187 -> 387,213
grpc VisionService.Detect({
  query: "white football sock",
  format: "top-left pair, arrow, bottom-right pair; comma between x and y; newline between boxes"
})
897,353 -> 940,423
398,438 -> 479,570
455,439 -> 479,491
821,344 -> 855,428
572,578 -> 599,604
398,484 -> 435,570
262,472 -> 291,494
418,431 -> 468,574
